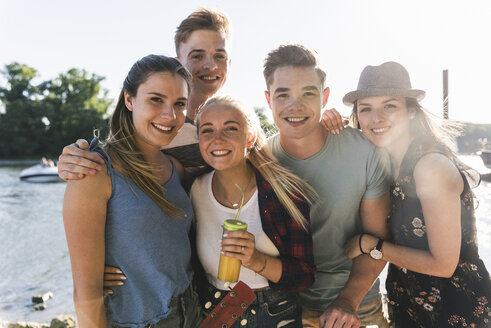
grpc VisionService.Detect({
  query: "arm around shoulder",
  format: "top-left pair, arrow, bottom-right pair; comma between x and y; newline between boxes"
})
412,153 -> 463,276
358,153 -> 463,278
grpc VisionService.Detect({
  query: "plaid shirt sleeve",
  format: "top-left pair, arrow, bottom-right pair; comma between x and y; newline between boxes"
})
256,171 -> 316,292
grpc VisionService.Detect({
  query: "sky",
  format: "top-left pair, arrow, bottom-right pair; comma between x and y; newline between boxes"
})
1,0 -> 491,124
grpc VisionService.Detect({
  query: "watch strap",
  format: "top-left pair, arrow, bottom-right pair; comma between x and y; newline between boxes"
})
375,238 -> 384,251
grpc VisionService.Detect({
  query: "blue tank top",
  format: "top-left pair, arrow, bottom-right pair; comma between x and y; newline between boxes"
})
92,144 -> 194,328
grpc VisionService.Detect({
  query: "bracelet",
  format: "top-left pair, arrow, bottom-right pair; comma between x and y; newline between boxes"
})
255,257 -> 267,274
359,233 -> 366,254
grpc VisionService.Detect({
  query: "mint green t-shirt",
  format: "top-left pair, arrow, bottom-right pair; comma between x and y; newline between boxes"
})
268,127 -> 389,311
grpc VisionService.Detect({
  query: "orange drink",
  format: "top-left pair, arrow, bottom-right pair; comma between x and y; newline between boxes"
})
217,219 -> 248,282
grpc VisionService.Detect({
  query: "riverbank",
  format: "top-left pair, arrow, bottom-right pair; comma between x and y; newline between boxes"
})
0,160 -> 43,167
0,315 -> 75,328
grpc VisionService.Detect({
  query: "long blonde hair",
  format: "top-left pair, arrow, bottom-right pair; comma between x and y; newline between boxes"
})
197,96 -> 317,230
103,55 -> 192,217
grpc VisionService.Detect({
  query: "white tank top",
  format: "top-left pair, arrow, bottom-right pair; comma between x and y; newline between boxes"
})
190,171 -> 280,290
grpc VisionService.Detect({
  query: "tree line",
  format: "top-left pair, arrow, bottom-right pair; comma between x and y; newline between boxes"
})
0,62 -> 111,158
0,62 -> 489,158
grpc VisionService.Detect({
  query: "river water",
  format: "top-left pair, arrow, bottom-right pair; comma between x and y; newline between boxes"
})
0,162 -> 490,324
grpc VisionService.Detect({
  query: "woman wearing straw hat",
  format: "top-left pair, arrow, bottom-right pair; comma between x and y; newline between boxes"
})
323,61 -> 491,327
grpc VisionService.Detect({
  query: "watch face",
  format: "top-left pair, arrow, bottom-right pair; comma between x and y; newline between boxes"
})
370,249 -> 382,260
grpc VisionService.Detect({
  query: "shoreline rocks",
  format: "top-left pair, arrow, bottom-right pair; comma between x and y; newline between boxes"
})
3,315 -> 75,328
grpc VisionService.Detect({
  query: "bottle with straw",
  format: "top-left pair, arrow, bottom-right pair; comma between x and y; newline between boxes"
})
217,184 -> 248,282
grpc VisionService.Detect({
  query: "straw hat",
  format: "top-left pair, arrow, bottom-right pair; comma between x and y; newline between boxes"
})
343,61 -> 425,106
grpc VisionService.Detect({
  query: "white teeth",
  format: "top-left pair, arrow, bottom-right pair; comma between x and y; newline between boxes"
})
153,123 -> 172,131
211,150 -> 229,156
372,127 -> 389,133
286,117 -> 306,122
201,76 -> 218,80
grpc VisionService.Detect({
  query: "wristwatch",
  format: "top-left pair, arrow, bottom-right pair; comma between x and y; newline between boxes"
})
369,238 -> 384,260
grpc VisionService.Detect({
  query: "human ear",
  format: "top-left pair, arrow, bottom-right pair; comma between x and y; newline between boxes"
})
124,91 -> 134,111
264,90 -> 272,110
322,87 -> 330,107
246,131 -> 257,149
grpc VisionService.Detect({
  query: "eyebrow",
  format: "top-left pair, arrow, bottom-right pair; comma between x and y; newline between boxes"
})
188,49 -> 227,57
199,122 -> 212,128
303,85 -> 320,92
199,120 -> 240,129
273,85 -> 320,95
147,92 -> 167,98
147,92 -> 187,101
273,87 -> 290,95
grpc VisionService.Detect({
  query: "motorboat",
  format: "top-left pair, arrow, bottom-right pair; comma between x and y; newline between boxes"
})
19,162 -> 63,183
479,150 -> 491,168
458,154 -> 491,182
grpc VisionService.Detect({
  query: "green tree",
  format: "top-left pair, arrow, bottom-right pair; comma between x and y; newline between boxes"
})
41,68 -> 111,154
254,106 -> 278,137
0,62 -> 46,156
0,62 -> 111,157
456,122 -> 491,153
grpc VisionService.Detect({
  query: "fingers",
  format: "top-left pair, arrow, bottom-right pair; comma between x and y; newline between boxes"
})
75,139 -> 90,150
343,236 -> 360,260
104,279 -> 125,287
104,273 -> 127,283
221,232 -> 256,261
58,170 -> 85,181
103,266 -> 126,289
103,288 -> 113,296
104,266 -> 123,274
57,142 -> 104,180
221,232 -> 255,250
321,109 -> 345,134
321,299 -> 361,328
61,142 -> 104,165
320,311 -> 361,328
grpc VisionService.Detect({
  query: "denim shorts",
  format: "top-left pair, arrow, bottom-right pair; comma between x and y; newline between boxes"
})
200,281 -> 302,328
112,284 -> 202,328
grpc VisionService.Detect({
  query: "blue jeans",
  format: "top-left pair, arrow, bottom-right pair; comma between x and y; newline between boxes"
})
201,282 -> 302,328
112,284 -> 202,328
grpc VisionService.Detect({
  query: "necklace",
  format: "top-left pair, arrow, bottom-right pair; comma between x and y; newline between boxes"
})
216,169 -> 255,208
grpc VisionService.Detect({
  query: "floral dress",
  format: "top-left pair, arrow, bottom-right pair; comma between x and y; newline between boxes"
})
386,137 -> 491,328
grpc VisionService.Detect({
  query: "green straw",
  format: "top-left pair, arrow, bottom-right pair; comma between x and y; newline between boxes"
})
234,184 -> 245,222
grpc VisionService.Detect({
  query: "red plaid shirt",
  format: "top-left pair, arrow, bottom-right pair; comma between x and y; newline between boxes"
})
255,169 -> 316,292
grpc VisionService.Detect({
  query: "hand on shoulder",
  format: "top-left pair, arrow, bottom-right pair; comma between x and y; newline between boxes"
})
58,139 -> 104,180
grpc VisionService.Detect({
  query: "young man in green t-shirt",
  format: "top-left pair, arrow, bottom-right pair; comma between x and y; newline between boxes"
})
264,44 -> 391,328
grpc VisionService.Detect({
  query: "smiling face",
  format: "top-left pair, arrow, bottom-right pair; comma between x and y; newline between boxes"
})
198,105 -> 255,172
356,96 -> 414,150
125,72 -> 188,153
177,29 -> 230,98
265,65 -> 329,141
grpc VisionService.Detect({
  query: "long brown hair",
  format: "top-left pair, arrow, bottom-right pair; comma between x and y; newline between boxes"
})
350,98 -> 480,189
197,96 -> 317,230
103,54 -> 192,217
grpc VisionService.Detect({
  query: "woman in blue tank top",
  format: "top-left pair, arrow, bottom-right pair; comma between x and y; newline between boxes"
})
63,55 -> 201,328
